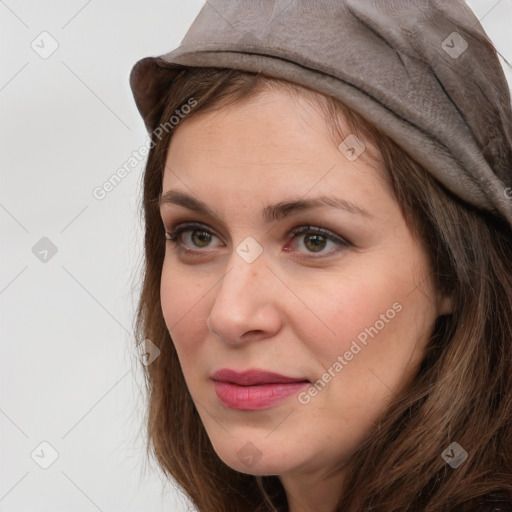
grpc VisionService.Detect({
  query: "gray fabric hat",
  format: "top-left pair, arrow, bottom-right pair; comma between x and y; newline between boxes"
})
129,0 -> 512,226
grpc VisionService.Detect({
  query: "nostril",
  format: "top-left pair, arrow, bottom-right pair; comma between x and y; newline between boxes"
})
240,329 -> 265,341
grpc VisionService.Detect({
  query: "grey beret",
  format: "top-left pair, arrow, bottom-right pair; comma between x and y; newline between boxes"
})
129,0 -> 512,226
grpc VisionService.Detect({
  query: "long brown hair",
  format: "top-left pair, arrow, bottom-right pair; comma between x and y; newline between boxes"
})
134,31 -> 512,512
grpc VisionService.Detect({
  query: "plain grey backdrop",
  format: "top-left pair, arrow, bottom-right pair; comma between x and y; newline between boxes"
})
1,1 -> 511,511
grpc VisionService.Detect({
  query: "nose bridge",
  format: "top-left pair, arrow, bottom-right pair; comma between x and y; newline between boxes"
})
216,247 -> 268,309
207,246 -> 280,341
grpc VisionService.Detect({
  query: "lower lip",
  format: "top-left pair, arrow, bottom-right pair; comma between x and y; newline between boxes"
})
213,381 -> 309,411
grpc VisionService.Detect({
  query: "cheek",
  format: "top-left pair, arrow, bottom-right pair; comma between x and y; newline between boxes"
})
160,262 -> 212,363
160,263 -> 204,352
293,270 -> 402,358
296,263 -> 436,391
160,265 -> 183,330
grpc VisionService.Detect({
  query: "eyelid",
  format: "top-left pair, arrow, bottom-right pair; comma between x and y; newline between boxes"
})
165,221 -> 223,245
287,225 -> 350,246
164,220 -> 351,257
283,225 -> 351,260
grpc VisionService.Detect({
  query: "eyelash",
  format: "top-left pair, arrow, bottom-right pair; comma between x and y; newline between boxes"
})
164,221 -> 351,259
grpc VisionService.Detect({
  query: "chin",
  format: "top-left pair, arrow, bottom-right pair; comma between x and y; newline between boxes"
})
210,436 -> 295,476
219,453 -> 288,476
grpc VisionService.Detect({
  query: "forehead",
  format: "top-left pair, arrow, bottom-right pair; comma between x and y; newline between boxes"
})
167,86 -> 382,174
163,87 -> 387,194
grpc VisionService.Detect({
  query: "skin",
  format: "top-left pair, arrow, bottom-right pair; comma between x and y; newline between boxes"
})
159,87 -> 452,512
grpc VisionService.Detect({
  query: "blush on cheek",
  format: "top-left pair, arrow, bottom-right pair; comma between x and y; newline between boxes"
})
325,294 -> 388,346
315,294 -> 407,373
160,278 -> 190,337
161,280 -> 212,357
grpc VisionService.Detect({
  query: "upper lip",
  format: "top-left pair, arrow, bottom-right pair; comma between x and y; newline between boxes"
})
211,368 -> 310,386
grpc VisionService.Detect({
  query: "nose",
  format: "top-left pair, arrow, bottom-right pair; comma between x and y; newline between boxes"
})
206,252 -> 282,345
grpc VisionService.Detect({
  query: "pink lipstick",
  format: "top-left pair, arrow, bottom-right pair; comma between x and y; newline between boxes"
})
211,369 -> 309,411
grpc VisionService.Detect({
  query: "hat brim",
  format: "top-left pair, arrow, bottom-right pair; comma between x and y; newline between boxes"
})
129,56 -> 186,134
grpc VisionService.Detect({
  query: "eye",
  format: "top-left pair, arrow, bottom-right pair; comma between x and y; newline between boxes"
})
165,222 -> 222,252
164,221 -> 351,258
284,225 -> 351,257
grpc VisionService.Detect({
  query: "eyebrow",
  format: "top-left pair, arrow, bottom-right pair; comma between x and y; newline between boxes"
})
159,189 -> 374,222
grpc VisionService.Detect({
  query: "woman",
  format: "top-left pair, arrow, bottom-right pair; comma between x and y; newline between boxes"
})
130,1 -> 512,510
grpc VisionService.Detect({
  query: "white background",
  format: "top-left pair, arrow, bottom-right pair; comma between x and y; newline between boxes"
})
1,1 -> 511,511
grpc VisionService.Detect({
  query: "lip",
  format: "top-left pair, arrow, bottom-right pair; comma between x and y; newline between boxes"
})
211,368 -> 310,411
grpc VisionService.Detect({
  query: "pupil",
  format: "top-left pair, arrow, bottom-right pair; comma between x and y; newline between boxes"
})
305,234 -> 326,252
193,231 -> 211,247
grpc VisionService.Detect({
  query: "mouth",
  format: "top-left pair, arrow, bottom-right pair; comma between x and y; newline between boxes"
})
211,368 -> 310,411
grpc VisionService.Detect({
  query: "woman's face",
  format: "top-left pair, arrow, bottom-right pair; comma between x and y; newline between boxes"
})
159,88 -> 450,483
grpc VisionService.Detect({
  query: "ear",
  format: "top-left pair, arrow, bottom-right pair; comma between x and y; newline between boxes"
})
437,292 -> 453,316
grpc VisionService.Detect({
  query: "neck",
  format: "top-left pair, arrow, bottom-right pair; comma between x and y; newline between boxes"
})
280,463 -> 347,512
